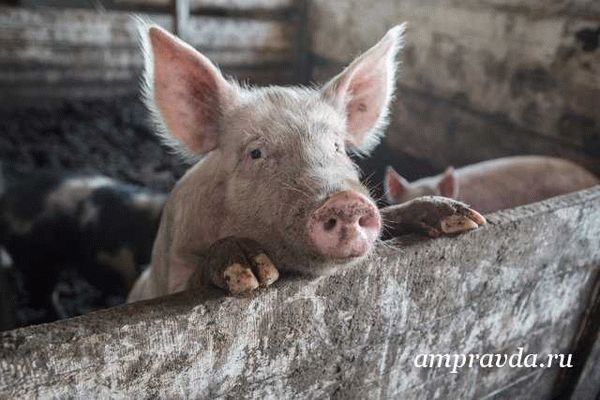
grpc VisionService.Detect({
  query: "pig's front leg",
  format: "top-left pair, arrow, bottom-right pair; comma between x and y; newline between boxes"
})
380,196 -> 486,239
187,237 -> 279,295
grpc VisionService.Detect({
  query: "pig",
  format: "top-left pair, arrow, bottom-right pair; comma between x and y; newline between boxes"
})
0,171 -> 166,310
384,156 -> 599,214
127,24 -> 486,302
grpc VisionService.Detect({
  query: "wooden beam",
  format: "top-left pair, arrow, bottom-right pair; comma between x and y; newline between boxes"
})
114,0 -> 294,12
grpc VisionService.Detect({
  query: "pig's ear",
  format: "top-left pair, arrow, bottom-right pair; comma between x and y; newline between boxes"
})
384,166 -> 410,203
322,24 -> 405,154
140,24 -> 236,159
437,167 -> 458,198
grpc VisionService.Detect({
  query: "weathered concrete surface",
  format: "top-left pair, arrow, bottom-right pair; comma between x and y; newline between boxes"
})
309,0 -> 600,173
0,187 -> 599,399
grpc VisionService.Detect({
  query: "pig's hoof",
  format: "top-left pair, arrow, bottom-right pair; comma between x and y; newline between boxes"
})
205,237 -> 279,295
433,201 -> 485,237
414,196 -> 486,237
223,263 -> 260,295
440,213 -> 481,234
252,253 -> 279,287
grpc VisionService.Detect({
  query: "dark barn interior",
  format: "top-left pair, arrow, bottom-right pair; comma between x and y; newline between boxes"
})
0,0 -> 599,398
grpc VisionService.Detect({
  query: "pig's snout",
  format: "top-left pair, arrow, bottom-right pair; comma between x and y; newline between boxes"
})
308,191 -> 381,259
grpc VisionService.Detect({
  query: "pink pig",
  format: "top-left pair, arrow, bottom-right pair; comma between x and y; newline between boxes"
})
127,24 -> 485,302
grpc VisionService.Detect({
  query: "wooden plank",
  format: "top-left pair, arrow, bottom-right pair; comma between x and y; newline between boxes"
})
18,0 -> 295,13
0,8 -> 292,50
309,0 -> 600,150
0,50 -> 291,79
0,187 -> 599,398
293,0 -> 311,84
0,6 -> 296,100
114,0 -> 295,11
0,64 -> 297,102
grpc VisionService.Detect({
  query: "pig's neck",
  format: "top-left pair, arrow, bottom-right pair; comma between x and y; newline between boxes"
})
154,155 -> 228,295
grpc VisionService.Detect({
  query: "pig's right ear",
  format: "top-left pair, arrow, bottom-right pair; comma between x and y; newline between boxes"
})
437,167 -> 459,198
384,166 -> 410,203
140,24 -> 236,159
321,24 -> 405,155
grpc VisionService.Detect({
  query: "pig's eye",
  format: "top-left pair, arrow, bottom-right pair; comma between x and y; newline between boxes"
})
250,149 -> 262,160
334,143 -> 342,153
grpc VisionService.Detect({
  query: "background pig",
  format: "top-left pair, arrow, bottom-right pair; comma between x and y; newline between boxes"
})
385,155 -> 599,214
0,170 -> 166,317
128,24 -> 485,302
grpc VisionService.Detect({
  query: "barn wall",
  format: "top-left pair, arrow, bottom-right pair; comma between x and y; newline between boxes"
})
0,1 -> 306,189
0,187 -> 599,399
308,0 -> 600,176
0,2 -> 302,102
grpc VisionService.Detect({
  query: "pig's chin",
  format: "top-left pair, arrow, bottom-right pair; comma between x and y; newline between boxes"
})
304,252 -> 373,276
271,241 -> 375,277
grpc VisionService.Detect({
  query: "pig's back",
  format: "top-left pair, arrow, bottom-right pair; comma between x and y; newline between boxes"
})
456,156 -> 598,213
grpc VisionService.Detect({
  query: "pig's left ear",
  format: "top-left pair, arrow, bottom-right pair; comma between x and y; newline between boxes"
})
321,24 -> 405,154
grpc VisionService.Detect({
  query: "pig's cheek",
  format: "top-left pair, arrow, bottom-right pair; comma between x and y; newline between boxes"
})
280,208 -> 310,246
238,157 -> 268,177
237,158 -> 254,174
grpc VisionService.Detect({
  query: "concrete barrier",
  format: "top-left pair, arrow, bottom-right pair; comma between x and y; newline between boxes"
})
1,187 -> 599,399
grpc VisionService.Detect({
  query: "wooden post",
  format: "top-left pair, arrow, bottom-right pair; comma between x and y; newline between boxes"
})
172,0 -> 190,40
293,0 -> 311,85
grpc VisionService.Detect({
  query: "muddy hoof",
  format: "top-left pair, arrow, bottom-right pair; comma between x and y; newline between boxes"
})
416,196 -> 486,237
189,237 -> 279,295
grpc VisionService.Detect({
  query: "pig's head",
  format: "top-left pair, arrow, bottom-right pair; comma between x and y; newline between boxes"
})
385,166 -> 459,204
142,24 -> 405,277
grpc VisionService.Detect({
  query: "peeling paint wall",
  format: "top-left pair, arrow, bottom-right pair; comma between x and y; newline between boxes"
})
309,0 -> 600,175
0,187 -> 598,398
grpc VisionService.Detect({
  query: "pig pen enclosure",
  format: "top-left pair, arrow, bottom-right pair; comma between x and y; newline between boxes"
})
0,0 -> 599,398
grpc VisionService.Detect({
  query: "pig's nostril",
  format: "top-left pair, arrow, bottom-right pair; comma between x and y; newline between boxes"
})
324,218 -> 337,231
359,214 -> 377,229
